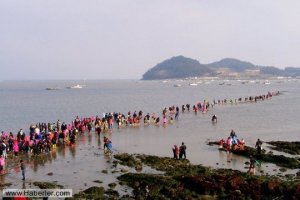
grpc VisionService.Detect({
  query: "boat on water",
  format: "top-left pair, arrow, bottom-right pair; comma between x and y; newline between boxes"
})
66,84 -> 84,89
45,87 -> 60,90
173,84 -> 182,87
189,83 -> 198,86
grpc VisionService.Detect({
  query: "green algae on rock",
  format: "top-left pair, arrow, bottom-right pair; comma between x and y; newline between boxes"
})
66,186 -> 105,199
267,141 -> 300,155
207,141 -> 300,169
33,181 -> 64,189
67,186 -> 122,200
114,153 -> 141,168
115,153 -> 300,199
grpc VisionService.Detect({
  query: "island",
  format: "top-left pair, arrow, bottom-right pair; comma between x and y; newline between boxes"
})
142,56 -> 300,80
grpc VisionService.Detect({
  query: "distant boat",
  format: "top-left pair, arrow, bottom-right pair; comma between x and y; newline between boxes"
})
66,84 -> 84,89
264,81 -> 271,85
189,83 -> 198,86
46,87 -> 60,90
173,84 -> 182,87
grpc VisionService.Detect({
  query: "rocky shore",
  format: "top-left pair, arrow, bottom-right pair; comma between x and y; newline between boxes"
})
207,141 -> 300,169
65,151 -> 300,199
2,141 -> 300,199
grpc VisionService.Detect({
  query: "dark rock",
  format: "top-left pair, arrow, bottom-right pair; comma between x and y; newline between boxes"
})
279,168 -> 287,172
121,168 -> 128,173
285,174 -> 294,179
105,189 -> 119,197
93,180 -> 103,184
108,182 -> 117,189
33,181 -> 63,189
84,186 -> 104,194
135,164 -> 143,172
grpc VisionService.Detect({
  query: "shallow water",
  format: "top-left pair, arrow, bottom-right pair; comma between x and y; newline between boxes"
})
0,79 -> 300,194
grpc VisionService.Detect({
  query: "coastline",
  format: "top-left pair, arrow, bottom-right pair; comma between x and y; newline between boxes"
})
1,144 -> 300,199
0,86 -> 298,198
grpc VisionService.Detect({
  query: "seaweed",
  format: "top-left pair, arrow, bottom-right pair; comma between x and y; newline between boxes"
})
207,141 -> 300,169
267,141 -> 300,155
114,153 -> 300,199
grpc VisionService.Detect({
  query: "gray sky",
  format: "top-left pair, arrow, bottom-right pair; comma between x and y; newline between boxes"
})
1,0 -> 300,80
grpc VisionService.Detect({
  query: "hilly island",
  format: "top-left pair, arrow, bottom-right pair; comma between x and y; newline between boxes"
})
142,56 -> 300,80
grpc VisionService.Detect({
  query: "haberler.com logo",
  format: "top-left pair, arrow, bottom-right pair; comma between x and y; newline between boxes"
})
3,189 -> 73,198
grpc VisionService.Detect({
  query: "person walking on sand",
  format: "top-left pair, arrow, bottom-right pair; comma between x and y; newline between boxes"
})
20,159 -> 25,180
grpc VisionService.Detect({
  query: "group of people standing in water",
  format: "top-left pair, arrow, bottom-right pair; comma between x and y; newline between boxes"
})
0,90 -> 279,177
218,129 -> 246,152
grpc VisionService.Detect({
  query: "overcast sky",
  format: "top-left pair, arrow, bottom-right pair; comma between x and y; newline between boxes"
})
1,0 -> 300,80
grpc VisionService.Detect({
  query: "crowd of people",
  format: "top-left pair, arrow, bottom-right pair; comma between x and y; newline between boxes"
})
217,130 -> 265,175
218,130 -> 246,152
0,90 -> 279,177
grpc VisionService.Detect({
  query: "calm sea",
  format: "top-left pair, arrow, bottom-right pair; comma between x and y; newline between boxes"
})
0,79 -> 299,192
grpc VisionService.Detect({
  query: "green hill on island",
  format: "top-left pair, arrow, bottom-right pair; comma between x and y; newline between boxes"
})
206,58 -> 256,72
142,56 -> 300,80
142,56 -> 214,80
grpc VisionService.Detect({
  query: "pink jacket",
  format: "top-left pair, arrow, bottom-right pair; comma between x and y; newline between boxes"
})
13,141 -> 19,152
0,156 -> 5,166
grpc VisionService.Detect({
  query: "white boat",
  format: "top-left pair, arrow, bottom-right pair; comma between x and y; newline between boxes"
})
189,83 -> 198,86
264,81 -> 271,85
67,84 -> 84,89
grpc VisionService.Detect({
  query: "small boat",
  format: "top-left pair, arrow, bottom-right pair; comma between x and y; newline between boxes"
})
264,81 -> 271,85
46,87 -> 60,90
66,84 -> 84,89
189,83 -> 198,86
173,84 -> 182,87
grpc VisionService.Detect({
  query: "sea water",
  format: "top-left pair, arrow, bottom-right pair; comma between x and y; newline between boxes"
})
0,79 -> 299,193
